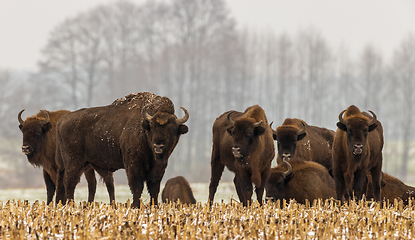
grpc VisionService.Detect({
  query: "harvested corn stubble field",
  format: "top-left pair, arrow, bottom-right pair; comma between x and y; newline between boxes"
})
0,198 -> 414,239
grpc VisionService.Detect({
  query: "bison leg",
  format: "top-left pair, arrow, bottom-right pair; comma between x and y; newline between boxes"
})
234,174 -> 253,207
353,169 -> 367,200
126,168 -> 145,208
43,170 -> 55,205
334,172 -> 347,201
369,165 -> 382,201
208,155 -> 225,205
255,171 -> 270,205
91,164 -> 116,203
63,162 -> 85,203
55,167 -> 65,205
83,166 -> 97,203
146,178 -> 162,205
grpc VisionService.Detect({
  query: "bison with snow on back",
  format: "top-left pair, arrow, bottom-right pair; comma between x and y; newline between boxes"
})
55,92 -> 189,208
208,105 -> 275,206
367,173 -> 415,205
272,118 -> 334,174
162,176 -> 196,204
18,109 -> 115,204
265,159 -> 336,204
332,105 -> 384,201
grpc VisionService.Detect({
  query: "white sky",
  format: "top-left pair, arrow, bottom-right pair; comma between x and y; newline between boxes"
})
1,0 -> 414,71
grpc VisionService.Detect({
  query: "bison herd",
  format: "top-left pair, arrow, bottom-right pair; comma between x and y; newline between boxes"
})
17,92 -> 414,207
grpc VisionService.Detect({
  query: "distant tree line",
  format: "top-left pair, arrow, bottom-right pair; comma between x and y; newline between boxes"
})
0,0 -> 414,187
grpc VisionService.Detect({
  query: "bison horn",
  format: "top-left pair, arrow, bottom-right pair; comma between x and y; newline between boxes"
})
254,120 -> 263,127
269,121 -> 274,129
40,109 -> 50,125
282,159 -> 292,178
338,109 -> 347,126
227,111 -> 235,125
368,110 -> 377,125
297,121 -> 306,136
176,107 -> 189,125
18,109 -> 25,125
142,105 -> 153,122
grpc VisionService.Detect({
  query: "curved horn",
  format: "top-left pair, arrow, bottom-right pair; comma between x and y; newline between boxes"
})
227,111 -> 235,125
18,109 -> 25,125
367,110 -> 377,125
269,121 -> 274,129
175,107 -> 189,125
297,121 -> 306,136
254,120 -> 263,127
142,105 -> 153,122
282,159 -> 292,178
338,109 -> 347,126
40,110 -> 50,125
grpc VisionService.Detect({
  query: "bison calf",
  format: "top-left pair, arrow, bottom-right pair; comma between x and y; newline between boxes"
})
265,159 -> 336,204
162,176 -> 196,204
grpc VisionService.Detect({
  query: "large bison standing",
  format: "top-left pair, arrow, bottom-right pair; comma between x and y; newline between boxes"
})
18,109 -> 115,204
332,105 -> 384,201
208,105 -> 275,206
55,92 -> 189,207
272,118 -> 334,174
265,159 -> 336,204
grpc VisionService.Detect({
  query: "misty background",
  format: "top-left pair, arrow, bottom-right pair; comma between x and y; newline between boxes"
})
0,0 -> 414,188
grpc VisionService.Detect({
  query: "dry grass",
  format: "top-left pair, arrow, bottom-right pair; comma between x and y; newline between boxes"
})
0,198 -> 414,239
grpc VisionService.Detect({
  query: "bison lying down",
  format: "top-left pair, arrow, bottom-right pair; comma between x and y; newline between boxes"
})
18,109 -> 115,204
367,173 -> 415,205
162,176 -> 196,204
265,159 -> 336,204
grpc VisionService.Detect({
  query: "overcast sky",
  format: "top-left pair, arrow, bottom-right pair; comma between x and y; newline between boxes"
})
1,0 -> 414,71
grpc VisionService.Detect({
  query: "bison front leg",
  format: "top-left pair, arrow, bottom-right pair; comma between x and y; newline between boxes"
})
83,167 -> 97,203
234,174 -> 253,207
43,170 -> 55,205
333,171 -> 347,201
369,165 -> 382,201
146,178 -> 162,205
255,171 -> 270,205
208,155 -> 225,205
353,169 -> 367,200
126,169 -> 145,208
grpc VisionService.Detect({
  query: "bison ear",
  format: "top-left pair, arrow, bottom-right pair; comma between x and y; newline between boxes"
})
297,132 -> 306,141
272,133 -> 277,141
19,124 -> 23,131
254,126 -> 266,136
336,122 -> 347,131
178,124 -> 188,135
43,122 -> 52,133
142,120 -> 151,131
227,126 -> 234,136
368,123 -> 377,132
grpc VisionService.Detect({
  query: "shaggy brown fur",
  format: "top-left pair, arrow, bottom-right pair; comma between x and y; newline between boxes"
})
55,92 -> 189,208
265,158 -> 336,204
18,109 -> 115,204
273,118 -> 334,174
208,105 -> 275,206
162,176 -> 196,204
332,105 -> 384,201
367,173 -> 415,205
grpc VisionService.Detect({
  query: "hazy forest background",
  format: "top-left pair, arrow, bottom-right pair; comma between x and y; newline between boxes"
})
0,0 -> 414,188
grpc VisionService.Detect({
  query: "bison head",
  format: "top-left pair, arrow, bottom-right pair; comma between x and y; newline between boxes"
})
265,159 -> 293,202
18,109 -> 52,157
226,111 -> 266,165
142,106 -> 189,159
337,105 -> 377,159
272,121 -> 306,162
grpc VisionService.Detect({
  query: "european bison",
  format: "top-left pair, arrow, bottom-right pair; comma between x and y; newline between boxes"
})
162,176 -> 196,204
55,92 -> 189,207
272,118 -> 334,174
332,105 -> 384,201
208,105 -> 275,206
367,173 -> 415,205
265,159 -> 336,204
18,109 -> 115,204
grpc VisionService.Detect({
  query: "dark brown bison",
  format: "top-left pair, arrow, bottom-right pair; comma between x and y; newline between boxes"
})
272,118 -> 334,174
18,109 -> 115,204
208,105 -> 275,206
55,92 -> 189,207
162,176 -> 196,204
265,159 -> 336,204
332,105 -> 384,201
367,173 -> 415,205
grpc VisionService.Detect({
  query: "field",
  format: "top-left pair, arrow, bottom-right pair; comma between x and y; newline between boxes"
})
0,184 -> 415,238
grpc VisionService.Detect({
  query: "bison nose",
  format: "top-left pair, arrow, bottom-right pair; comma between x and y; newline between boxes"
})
22,145 -> 31,155
353,144 -> 363,155
282,153 -> 291,161
153,144 -> 164,154
232,146 -> 243,158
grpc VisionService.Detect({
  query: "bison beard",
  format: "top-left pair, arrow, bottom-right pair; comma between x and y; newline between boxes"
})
162,176 -> 196,204
208,105 -> 275,206
332,105 -> 384,202
55,92 -> 188,208
18,109 -> 115,204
